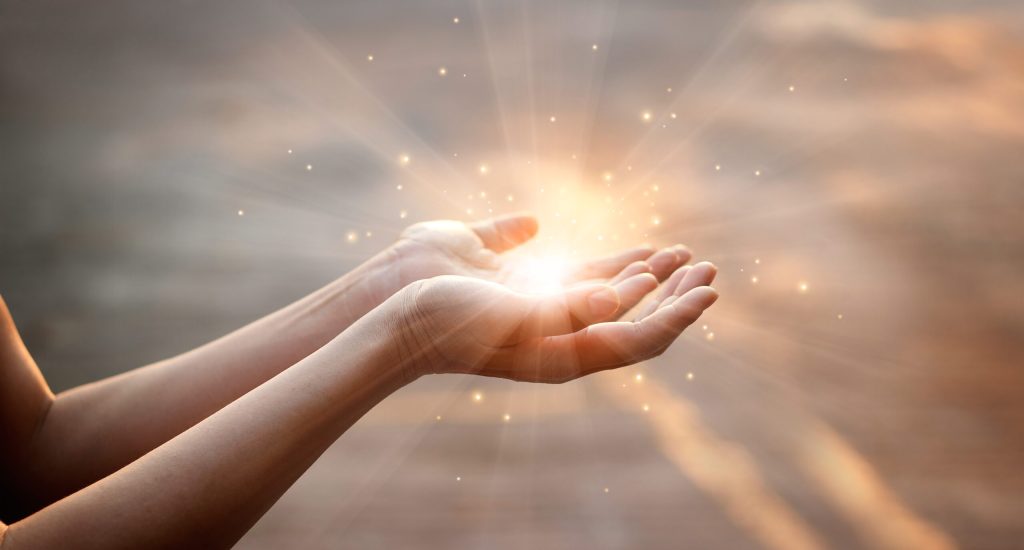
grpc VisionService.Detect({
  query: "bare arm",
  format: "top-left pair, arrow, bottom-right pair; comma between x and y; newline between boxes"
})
0,260 -> 716,549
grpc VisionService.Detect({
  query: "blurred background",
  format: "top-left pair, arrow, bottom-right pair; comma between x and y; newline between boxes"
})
2,0 -> 1023,548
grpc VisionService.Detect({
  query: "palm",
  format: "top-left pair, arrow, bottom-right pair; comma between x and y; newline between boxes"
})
392,215 -> 692,289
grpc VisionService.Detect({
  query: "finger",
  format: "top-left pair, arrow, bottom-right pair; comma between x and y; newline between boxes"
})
646,245 -> 689,281
511,284 -> 620,342
609,260 -> 652,284
489,286 -> 718,383
610,273 -> 659,319
634,265 -> 691,320
673,261 -> 718,297
568,246 -> 656,281
470,213 -> 539,252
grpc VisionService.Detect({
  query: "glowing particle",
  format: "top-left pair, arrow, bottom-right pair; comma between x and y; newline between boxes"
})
715,164 -> 721,171
751,276 -> 759,284
670,112 -> 677,119
635,373 -> 643,382
473,392 -> 483,402
798,281 -> 809,293
453,16 -> 460,23
306,164 -> 313,171
651,215 -> 661,226
754,169 -> 761,176
367,54 -> 374,62
788,85 -> 795,92
687,372 -> 694,380
478,164 -> 489,175
346,231 -> 359,243
456,476 -> 461,481
399,210 -> 408,219
666,87 -> 673,93
592,44 -> 598,51
503,414 -> 511,422
754,258 -> 760,264
438,66 -> 447,76
436,415 -> 442,421
396,184 -> 403,191
642,404 -> 650,412
287,149 -> 293,154
603,487 -> 610,493
549,115 -> 556,122
652,184 -> 660,192
506,194 -> 514,202
365,231 -> 373,237
705,332 -> 715,341
837,313 -> 844,320
237,209 -> 244,216
702,324 -> 708,331
399,154 -> 411,166
641,111 -> 652,122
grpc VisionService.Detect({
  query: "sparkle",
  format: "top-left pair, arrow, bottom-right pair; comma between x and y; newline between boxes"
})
346,231 -> 359,243
603,487 -> 610,493
837,313 -> 844,320
651,215 -> 661,226
399,209 -> 408,219
798,281 -> 809,293
789,85 -> 795,92
473,392 -> 483,402
436,415 -> 442,421
635,373 -> 643,382
642,404 -> 650,412
286,149 -> 293,154
706,332 -> 715,341
453,16 -> 460,23
751,276 -> 759,284
549,115 -> 556,122
306,164 -> 313,171
503,413 -> 511,422
670,112 -> 677,119
754,169 -> 761,176
398,154 -> 411,165
591,44 -> 598,51
754,258 -> 761,264
687,372 -> 694,380
396,184 -> 403,190
478,164 -> 489,175
641,111 -> 653,122
506,194 -> 514,202
456,476 -> 461,481
603,171 -> 613,182
438,66 -> 447,76
365,231 -> 373,237
367,54 -> 374,62
237,209 -> 244,216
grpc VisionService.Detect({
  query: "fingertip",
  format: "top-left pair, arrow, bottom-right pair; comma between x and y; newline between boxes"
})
586,284 -> 620,319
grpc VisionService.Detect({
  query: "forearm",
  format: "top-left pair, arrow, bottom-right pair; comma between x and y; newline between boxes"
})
3,302 -> 412,549
17,249 -> 405,513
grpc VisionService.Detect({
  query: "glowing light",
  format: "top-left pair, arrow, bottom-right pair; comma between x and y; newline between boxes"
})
436,415 -> 442,421
365,231 -> 373,237
473,392 -> 483,402
367,54 -> 374,62
503,414 -> 511,422
603,487 -> 610,493
687,372 -> 694,380
754,169 -> 761,176
306,164 -> 313,171
751,276 -> 759,284
506,194 -> 514,202
549,115 -> 557,122
453,16 -> 460,23
346,231 -> 359,243
478,164 -> 489,175
456,476 -> 461,481
706,332 -> 715,341
287,149 -> 292,154
670,112 -> 677,119
592,44 -> 598,51
641,111 -> 652,122
754,258 -> 761,264
715,164 -> 721,171
399,209 -> 408,219
602,171 -> 613,182
788,85 -> 795,92
651,215 -> 661,226
237,209 -> 244,216
635,373 -> 643,382
798,281 -> 809,293
642,404 -> 651,412
396,184 -> 403,190
508,255 -> 569,294
438,66 -> 447,76
399,154 -> 411,165
837,313 -> 844,320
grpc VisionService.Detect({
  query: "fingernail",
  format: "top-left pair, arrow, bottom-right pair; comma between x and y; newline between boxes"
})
587,286 -> 619,318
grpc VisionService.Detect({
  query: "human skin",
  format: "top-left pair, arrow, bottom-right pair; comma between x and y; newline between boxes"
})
0,214 -> 697,520
0,241 -> 717,549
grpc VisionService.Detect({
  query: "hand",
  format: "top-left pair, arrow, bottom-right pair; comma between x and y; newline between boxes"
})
381,214 -> 692,294
386,261 -> 718,383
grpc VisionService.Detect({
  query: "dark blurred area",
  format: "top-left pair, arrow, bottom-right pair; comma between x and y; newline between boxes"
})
2,0 -> 1023,548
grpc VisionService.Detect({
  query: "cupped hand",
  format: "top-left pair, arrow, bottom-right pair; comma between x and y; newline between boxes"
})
389,261 -> 718,383
386,214 -> 692,292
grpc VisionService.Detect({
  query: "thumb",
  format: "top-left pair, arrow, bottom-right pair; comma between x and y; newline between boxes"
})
470,213 -> 539,252
511,284 -> 620,342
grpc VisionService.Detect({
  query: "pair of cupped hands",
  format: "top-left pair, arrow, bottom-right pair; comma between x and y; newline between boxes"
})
368,214 -> 718,384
